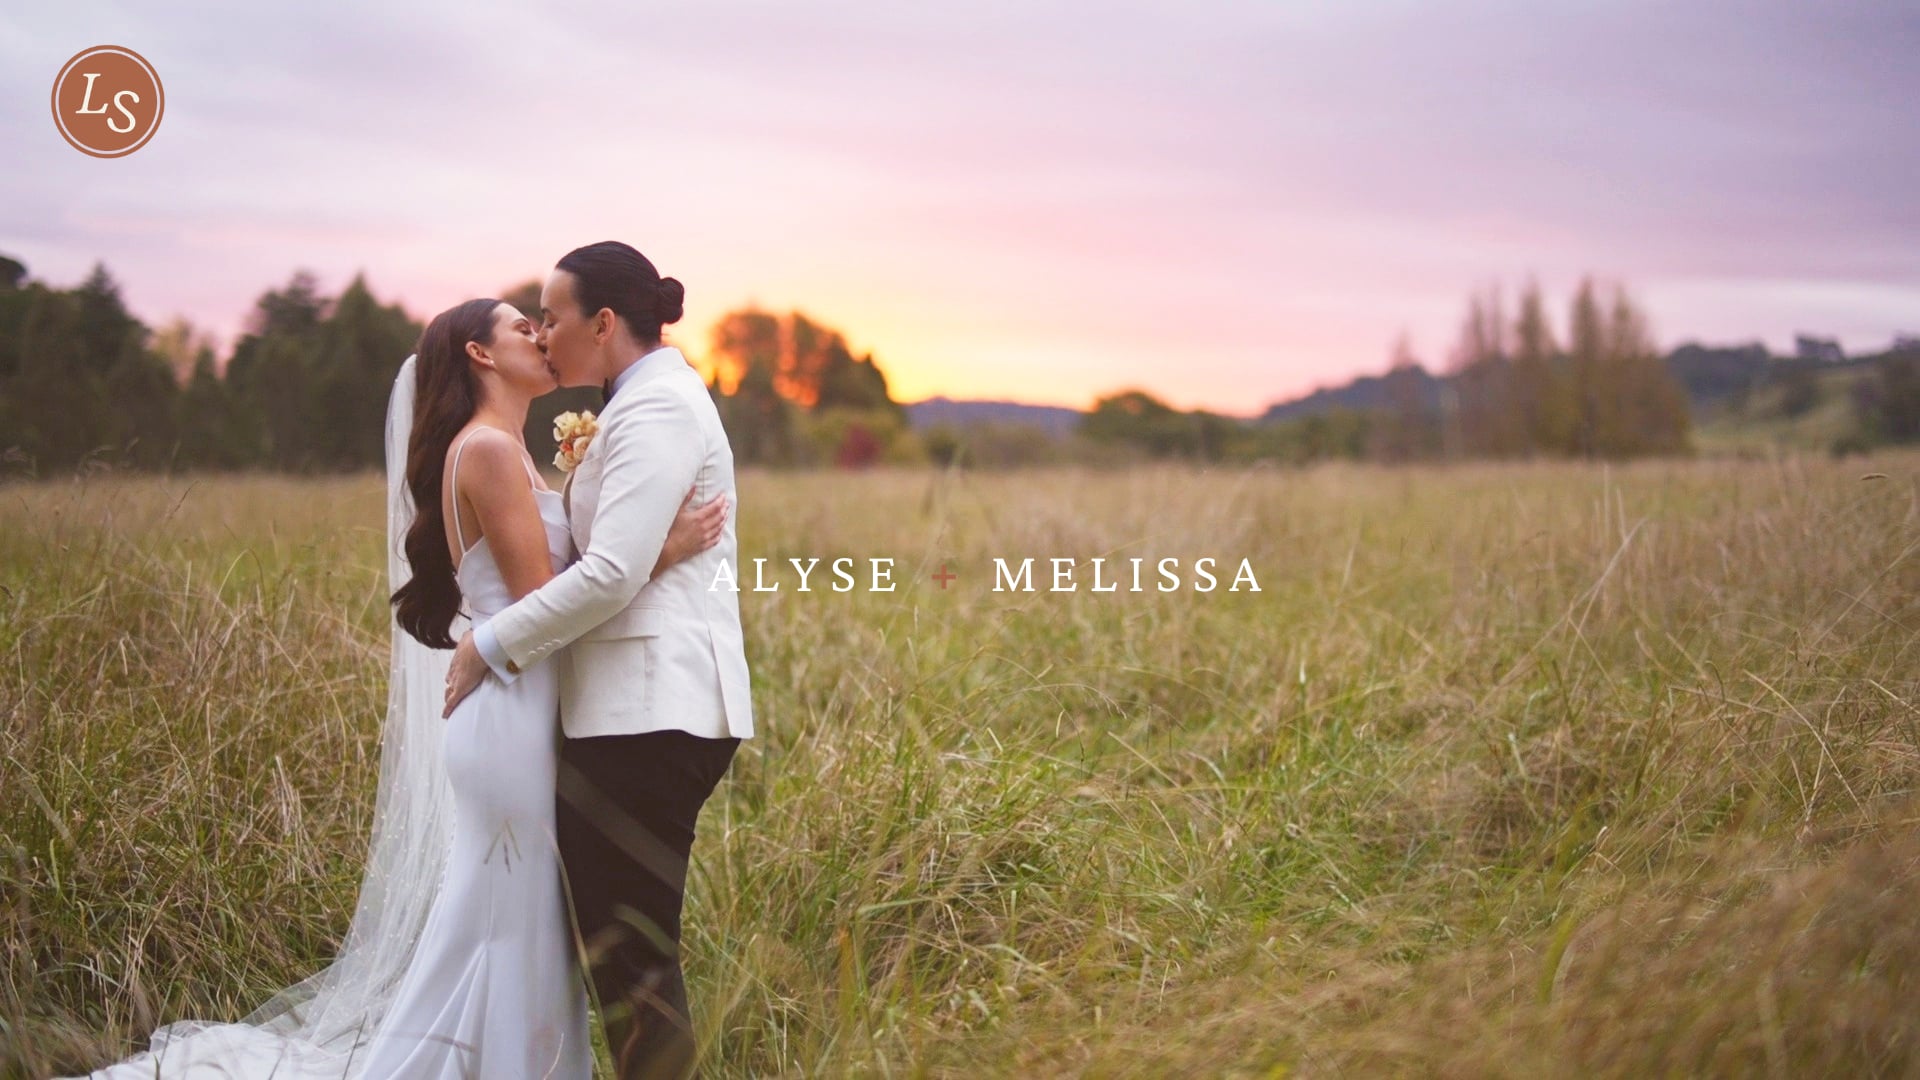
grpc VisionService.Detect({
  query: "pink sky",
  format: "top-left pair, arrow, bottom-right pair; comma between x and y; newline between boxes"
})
6,2 -> 1917,415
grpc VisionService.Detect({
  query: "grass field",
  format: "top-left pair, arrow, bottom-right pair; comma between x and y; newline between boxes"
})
4,452 -> 1918,1077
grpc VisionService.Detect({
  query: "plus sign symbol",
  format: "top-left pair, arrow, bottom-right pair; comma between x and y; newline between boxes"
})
932,563 -> 958,589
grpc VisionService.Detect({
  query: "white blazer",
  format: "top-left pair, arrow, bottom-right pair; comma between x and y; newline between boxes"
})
484,346 -> 753,740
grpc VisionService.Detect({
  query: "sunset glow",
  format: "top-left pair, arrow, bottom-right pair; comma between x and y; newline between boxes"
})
5,2 -> 1916,415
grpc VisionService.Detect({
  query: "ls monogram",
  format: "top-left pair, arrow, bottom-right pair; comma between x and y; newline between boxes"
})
52,46 -> 164,158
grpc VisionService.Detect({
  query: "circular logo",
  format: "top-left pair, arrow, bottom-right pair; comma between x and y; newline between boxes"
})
52,46 -> 164,158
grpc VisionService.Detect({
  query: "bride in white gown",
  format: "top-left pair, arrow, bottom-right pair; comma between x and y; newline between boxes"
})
77,298 -> 725,1078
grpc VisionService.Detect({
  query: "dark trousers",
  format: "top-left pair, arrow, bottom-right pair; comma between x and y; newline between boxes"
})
556,729 -> 740,1080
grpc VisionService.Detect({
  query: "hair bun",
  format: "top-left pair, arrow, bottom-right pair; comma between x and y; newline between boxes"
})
654,276 -> 685,325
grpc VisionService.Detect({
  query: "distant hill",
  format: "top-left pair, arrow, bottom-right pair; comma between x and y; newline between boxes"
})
905,341 -> 1894,439
1256,342 -> 1884,425
904,396 -> 1084,438
1259,365 -> 1443,424
1663,342 -> 1772,407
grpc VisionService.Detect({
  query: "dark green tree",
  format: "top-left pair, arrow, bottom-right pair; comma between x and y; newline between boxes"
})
307,275 -> 418,469
1080,389 -> 1240,461
176,347 -> 247,468
101,333 -> 181,467
11,287 -> 107,467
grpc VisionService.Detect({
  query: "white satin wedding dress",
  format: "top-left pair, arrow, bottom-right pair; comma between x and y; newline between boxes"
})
353,431 -> 591,1077
77,363 -> 591,1079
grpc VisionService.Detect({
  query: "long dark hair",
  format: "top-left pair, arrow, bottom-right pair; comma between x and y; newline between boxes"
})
390,298 -> 499,649
555,240 -> 684,342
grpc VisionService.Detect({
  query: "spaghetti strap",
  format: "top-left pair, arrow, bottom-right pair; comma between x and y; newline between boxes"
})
450,429 -> 544,558
448,428 -> 484,554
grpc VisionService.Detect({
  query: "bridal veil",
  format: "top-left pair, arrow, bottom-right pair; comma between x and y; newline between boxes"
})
80,355 -> 457,1077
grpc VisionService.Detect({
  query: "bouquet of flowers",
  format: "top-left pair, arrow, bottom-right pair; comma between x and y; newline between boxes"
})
552,410 -> 599,473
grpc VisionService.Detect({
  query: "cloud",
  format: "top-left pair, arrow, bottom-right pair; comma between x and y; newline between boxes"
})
4,0 -> 1916,411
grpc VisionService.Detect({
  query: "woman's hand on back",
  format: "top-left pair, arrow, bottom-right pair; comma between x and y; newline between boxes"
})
655,486 -> 727,577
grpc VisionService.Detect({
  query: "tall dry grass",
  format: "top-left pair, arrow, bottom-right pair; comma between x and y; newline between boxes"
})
3,452 -> 1917,1077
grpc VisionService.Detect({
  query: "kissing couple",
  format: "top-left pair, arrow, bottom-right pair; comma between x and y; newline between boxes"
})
81,241 -> 754,1080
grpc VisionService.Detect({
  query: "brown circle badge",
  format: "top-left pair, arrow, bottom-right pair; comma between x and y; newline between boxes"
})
52,46 -> 164,158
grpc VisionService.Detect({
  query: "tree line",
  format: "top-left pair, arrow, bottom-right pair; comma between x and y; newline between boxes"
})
1064,277 -> 1698,467
0,258 -> 419,473
1060,275 -> 1918,467
0,256 -> 918,476
4,256 -> 1911,476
